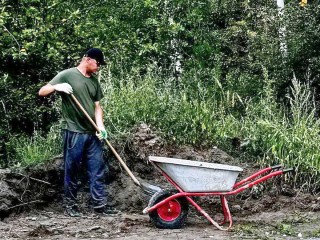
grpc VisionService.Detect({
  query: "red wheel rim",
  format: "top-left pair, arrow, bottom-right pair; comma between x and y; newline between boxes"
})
157,199 -> 181,221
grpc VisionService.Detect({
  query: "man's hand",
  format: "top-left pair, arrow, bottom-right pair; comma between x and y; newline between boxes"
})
53,83 -> 73,94
96,128 -> 107,140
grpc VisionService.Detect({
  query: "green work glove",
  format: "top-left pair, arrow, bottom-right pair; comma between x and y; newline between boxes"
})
96,128 -> 107,140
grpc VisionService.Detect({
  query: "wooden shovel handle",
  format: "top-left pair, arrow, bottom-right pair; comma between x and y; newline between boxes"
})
70,94 -> 141,186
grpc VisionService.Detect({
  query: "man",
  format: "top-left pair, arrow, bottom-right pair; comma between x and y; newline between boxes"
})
39,48 -> 117,216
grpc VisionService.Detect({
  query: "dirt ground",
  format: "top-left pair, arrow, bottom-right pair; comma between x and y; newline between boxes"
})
1,124 -> 320,239
1,197 -> 320,240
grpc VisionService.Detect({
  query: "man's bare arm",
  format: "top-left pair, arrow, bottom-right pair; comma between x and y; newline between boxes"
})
39,83 -> 73,96
95,101 -> 105,129
39,84 -> 55,97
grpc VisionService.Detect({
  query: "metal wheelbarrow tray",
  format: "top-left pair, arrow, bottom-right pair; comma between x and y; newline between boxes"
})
143,156 -> 293,230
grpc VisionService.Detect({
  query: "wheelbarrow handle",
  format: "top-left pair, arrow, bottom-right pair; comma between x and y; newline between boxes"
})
271,164 -> 282,170
233,164 -> 287,189
283,168 -> 295,174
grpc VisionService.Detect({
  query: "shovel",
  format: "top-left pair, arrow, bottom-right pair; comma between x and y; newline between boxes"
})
70,94 -> 161,196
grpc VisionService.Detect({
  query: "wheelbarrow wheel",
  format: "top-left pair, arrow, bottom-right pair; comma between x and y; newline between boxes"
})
148,189 -> 189,229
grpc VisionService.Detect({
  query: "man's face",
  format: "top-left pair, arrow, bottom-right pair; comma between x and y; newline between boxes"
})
87,58 -> 100,73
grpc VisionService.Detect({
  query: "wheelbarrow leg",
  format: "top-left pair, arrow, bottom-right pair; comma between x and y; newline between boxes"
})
220,195 -> 233,228
185,196 -> 230,231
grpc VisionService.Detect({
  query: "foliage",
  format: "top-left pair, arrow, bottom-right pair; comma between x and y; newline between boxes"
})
101,68 -> 240,145
99,68 -> 320,190
1,1 -> 320,190
0,0 -> 288,136
240,73 -> 320,191
6,124 -> 62,167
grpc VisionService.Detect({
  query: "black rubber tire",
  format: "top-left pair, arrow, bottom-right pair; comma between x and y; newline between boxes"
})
148,189 -> 189,229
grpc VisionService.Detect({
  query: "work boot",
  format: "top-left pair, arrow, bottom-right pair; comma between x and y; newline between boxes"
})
94,206 -> 120,215
65,205 -> 82,217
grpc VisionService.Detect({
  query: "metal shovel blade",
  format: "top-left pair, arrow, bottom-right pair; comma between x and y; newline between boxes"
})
140,181 -> 162,196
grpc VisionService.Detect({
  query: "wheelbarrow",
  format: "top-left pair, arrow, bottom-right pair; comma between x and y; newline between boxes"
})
143,156 -> 293,230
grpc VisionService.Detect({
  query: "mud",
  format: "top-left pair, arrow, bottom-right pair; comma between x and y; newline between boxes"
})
1,123 -> 320,239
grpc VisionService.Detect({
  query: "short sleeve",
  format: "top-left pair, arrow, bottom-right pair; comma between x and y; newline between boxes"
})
49,71 -> 67,85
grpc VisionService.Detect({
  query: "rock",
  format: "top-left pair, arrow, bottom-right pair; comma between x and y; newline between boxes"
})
0,169 -> 11,175
232,205 -> 242,211
0,180 -> 18,212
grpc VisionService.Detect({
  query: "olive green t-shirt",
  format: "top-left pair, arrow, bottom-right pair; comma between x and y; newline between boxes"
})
49,67 -> 103,134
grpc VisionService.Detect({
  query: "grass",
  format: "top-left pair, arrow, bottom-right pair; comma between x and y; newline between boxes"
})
101,69 -> 243,146
241,76 -> 320,190
100,68 -> 320,190
7,124 -> 62,167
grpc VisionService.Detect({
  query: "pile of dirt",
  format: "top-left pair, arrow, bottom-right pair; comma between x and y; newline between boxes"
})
0,123 -> 319,220
0,157 -> 63,219
105,123 -> 248,212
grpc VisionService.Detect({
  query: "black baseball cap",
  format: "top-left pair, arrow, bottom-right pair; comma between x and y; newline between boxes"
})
85,48 -> 106,65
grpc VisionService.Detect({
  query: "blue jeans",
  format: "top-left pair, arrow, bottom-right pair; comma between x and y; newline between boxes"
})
63,130 -> 106,208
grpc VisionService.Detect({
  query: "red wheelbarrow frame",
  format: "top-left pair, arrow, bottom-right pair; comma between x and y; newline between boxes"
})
143,164 -> 293,230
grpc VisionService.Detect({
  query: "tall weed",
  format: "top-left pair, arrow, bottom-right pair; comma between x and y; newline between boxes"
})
100,68 -> 242,145
99,67 -> 320,189
7,124 -> 62,167
242,73 -> 320,189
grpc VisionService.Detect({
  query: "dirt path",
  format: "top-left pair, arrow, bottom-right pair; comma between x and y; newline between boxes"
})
1,203 -> 320,240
